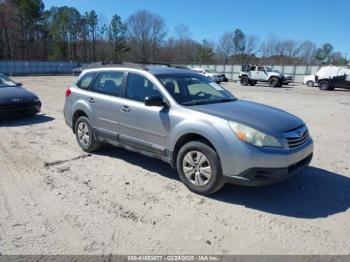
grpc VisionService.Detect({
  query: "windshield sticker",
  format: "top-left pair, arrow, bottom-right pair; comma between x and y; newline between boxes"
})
209,82 -> 224,91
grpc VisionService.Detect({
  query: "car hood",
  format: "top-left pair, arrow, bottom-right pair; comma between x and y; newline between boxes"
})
0,86 -> 38,103
190,100 -> 304,137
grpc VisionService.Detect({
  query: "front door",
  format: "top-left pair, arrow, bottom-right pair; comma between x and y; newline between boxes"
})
118,72 -> 170,156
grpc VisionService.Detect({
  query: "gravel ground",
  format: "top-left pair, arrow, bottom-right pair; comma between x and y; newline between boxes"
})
0,76 -> 349,255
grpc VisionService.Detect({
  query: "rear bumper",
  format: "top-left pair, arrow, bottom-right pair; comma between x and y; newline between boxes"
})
223,153 -> 313,186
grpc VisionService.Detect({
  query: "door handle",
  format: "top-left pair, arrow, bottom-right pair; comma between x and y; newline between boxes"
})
120,105 -> 131,113
87,97 -> 95,103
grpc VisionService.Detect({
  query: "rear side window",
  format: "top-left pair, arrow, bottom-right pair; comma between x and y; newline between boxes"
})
77,72 -> 96,90
95,71 -> 124,97
125,73 -> 162,102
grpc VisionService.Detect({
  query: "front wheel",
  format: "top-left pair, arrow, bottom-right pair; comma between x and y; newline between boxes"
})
75,116 -> 101,152
269,77 -> 280,87
240,76 -> 249,86
306,81 -> 314,87
176,141 -> 224,195
319,80 -> 332,91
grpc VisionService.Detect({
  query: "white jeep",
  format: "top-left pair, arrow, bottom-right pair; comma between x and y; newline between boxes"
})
239,65 -> 285,87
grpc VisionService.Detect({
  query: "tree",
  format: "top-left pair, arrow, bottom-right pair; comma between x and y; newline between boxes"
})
329,52 -> 347,66
174,24 -> 190,63
109,14 -> 129,63
12,0 -> 45,59
86,10 -> 98,61
126,10 -> 166,62
233,29 -> 246,56
217,32 -> 234,64
316,43 -> 334,64
195,39 -> 215,63
296,41 -> 317,65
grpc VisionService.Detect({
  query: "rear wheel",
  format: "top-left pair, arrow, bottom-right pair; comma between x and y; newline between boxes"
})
240,76 -> 249,86
176,141 -> 224,195
269,77 -> 280,87
319,80 -> 332,91
306,81 -> 314,87
75,116 -> 101,152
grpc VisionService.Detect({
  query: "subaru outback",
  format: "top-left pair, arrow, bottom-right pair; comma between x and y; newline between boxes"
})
63,64 -> 313,195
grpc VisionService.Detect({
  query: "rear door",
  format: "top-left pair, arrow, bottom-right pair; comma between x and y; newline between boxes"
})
117,72 -> 170,156
88,70 -> 125,140
333,74 -> 350,89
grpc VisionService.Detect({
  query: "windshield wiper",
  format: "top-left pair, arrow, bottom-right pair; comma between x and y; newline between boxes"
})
182,98 -> 236,106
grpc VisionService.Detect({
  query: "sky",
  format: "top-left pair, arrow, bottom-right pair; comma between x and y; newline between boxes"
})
43,0 -> 350,57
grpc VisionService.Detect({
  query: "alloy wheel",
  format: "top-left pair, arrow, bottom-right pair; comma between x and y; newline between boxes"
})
77,122 -> 90,146
182,151 -> 212,186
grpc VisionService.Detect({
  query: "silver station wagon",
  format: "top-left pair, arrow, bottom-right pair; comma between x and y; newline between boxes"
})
64,63 -> 313,195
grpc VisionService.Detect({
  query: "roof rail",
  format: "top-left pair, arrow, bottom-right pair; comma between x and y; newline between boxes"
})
85,62 -> 149,71
122,62 -> 149,71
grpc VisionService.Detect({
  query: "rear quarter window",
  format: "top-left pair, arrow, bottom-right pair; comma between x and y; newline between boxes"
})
76,72 -> 96,90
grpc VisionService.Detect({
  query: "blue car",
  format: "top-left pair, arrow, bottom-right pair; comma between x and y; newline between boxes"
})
0,74 -> 41,119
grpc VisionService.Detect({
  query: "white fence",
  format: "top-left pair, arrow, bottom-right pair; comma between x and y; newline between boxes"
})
183,64 -> 325,83
0,61 -> 79,75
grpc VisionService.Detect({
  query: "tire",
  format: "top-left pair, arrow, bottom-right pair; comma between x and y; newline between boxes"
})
176,141 -> 224,195
249,81 -> 257,86
269,77 -> 280,87
75,116 -> 101,152
240,76 -> 249,86
319,80 -> 332,91
306,81 -> 314,87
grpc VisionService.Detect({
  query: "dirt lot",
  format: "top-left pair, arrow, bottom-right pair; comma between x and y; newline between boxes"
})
0,76 -> 349,255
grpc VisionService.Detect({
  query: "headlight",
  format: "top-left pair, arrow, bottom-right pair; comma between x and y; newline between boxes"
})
228,122 -> 282,148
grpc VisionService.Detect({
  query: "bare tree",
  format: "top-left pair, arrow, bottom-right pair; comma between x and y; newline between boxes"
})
174,24 -> 190,63
126,10 -> 166,62
217,32 -> 234,64
244,34 -> 260,63
296,41 -> 317,65
283,39 -> 299,63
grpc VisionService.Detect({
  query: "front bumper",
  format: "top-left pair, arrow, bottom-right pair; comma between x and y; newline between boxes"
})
224,153 -> 313,186
220,136 -> 314,186
0,101 -> 41,119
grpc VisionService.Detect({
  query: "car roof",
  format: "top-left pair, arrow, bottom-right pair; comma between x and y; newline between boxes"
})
83,65 -> 197,76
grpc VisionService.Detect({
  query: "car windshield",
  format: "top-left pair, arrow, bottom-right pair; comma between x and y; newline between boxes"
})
156,73 -> 236,106
0,74 -> 17,88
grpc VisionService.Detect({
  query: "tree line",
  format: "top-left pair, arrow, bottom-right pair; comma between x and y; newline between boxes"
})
0,0 -> 348,66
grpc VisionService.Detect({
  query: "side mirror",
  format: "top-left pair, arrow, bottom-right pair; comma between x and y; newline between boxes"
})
16,82 -> 22,87
144,96 -> 167,107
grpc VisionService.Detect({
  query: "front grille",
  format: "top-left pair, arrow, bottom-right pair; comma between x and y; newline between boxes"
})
284,125 -> 309,148
0,101 -> 39,118
0,102 -> 34,110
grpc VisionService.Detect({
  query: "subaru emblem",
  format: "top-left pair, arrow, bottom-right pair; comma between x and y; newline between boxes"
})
297,130 -> 302,137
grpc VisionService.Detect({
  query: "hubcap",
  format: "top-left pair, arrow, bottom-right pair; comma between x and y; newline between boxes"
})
182,151 -> 212,187
77,122 -> 90,146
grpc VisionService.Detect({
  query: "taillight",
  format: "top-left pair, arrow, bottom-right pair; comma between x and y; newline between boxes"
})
65,88 -> 72,97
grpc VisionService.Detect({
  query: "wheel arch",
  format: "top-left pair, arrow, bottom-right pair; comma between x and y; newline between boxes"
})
72,110 -> 89,133
171,132 -> 220,169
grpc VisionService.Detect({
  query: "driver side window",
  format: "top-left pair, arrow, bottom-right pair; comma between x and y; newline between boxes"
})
125,73 -> 162,102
